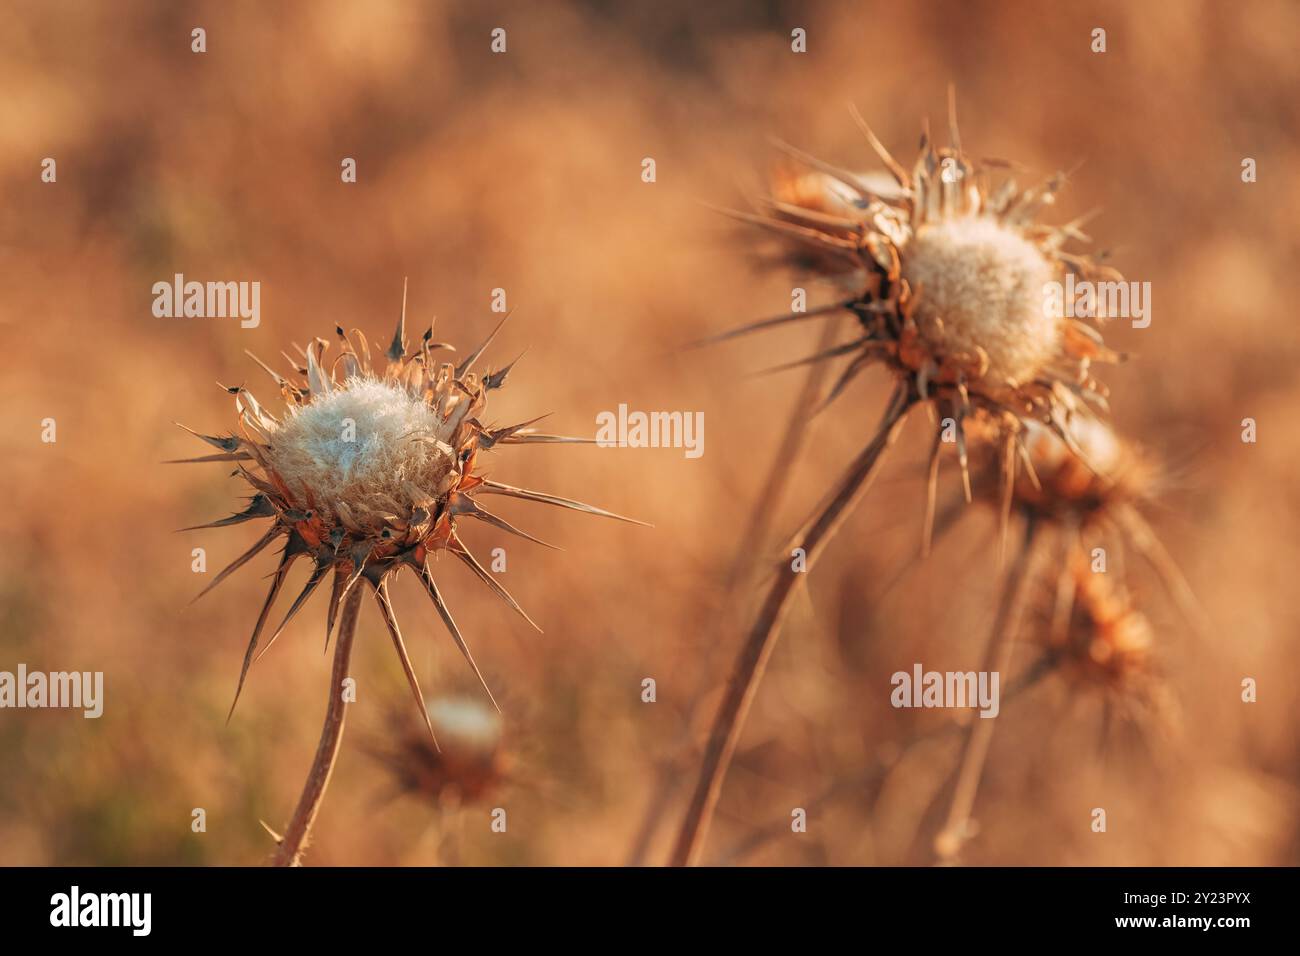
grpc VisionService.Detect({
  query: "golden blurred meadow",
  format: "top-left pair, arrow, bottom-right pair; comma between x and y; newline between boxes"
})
1,0 -> 1298,866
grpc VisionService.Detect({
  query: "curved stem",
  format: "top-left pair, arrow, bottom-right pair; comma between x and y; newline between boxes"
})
933,516 -> 1039,863
626,316 -> 845,867
669,388 -> 915,866
272,585 -> 364,867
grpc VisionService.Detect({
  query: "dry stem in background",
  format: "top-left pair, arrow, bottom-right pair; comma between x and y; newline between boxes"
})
670,387 -> 915,866
933,517 -> 1039,862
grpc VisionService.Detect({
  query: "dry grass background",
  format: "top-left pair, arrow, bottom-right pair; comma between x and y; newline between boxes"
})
0,0 -> 1297,865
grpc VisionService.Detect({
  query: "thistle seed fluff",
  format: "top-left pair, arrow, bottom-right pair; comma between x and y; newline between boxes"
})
266,377 -> 457,525
903,216 -> 1059,387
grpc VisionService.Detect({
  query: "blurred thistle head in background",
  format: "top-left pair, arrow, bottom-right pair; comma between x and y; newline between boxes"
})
373,694 -> 511,808
960,414 -> 1194,743
962,413 -> 1211,655
1029,553 -> 1177,741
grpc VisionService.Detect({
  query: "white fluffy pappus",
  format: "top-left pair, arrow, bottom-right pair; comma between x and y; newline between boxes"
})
428,696 -> 503,750
903,216 -> 1060,387
265,377 -> 459,521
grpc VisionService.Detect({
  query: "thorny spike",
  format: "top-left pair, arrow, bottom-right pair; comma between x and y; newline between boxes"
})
997,430 -> 1016,567
688,299 -> 853,349
767,136 -> 882,201
322,567 -> 346,654
753,338 -> 872,377
954,410 -> 973,504
416,560 -> 502,713
455,312 -> 511,378
1046,406 -> 1099,474
387,277 -> 408,361
259,819 -> 284,845
496,431 -> 596,445
337,542 -> 371,604
1049,524 -> 1081,644
478,414 -> 553,449
174,422 -> 241,454
373,577 -> 442,751
245,350 -> 289,387
477,479 -> 651,526
449,533 -> 543,633
847,102 -> 910,188
227,545 -> 301,722
280,350 -> 307,376
255,557 -> 331,663
421,324 -> 456,353
179,494 -> 276,531
947,83 -> 961,153
921,424 -> 944,559
1116,504 -> 1215,644
450,494 -> 562,550
164,451 -> 253,464
1013,431 -> 1042,492
484,350 -> 526,390
763,199 -> 862,233
817,351 -> 874,413
188,526 -> 280,606
708,204 -> 861,267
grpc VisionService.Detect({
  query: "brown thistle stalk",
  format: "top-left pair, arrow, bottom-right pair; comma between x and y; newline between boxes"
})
670,386 -> 915,866
933,517 -> 1040,863
626,316 -> 843,866
271,585 -> 362,866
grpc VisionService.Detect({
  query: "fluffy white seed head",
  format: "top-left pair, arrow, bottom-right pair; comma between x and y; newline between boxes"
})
903,216 -> 1059,386
266,377 -> 458,525
428,696 -> 503,751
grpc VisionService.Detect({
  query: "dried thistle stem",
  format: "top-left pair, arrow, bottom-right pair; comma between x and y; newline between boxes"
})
670,388 -> 915,866
626,317 -> 844,867
934,517 -> 1039,863
272,585 -> 363,867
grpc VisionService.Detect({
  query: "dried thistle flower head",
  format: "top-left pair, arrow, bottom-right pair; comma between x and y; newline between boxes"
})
989,415 -> 1156,523
708,93 -> 1124,555
1035,558 -> 1175,734
1056,560 -> 1156,690
375,694 -> 510,806
174,285 -> 645,744
958,413 -> 1208,649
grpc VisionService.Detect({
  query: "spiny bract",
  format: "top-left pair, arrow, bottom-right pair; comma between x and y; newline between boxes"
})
174,287 -> 643,746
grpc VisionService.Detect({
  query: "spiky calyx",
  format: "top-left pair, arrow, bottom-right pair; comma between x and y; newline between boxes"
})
174,288 -> 645,744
